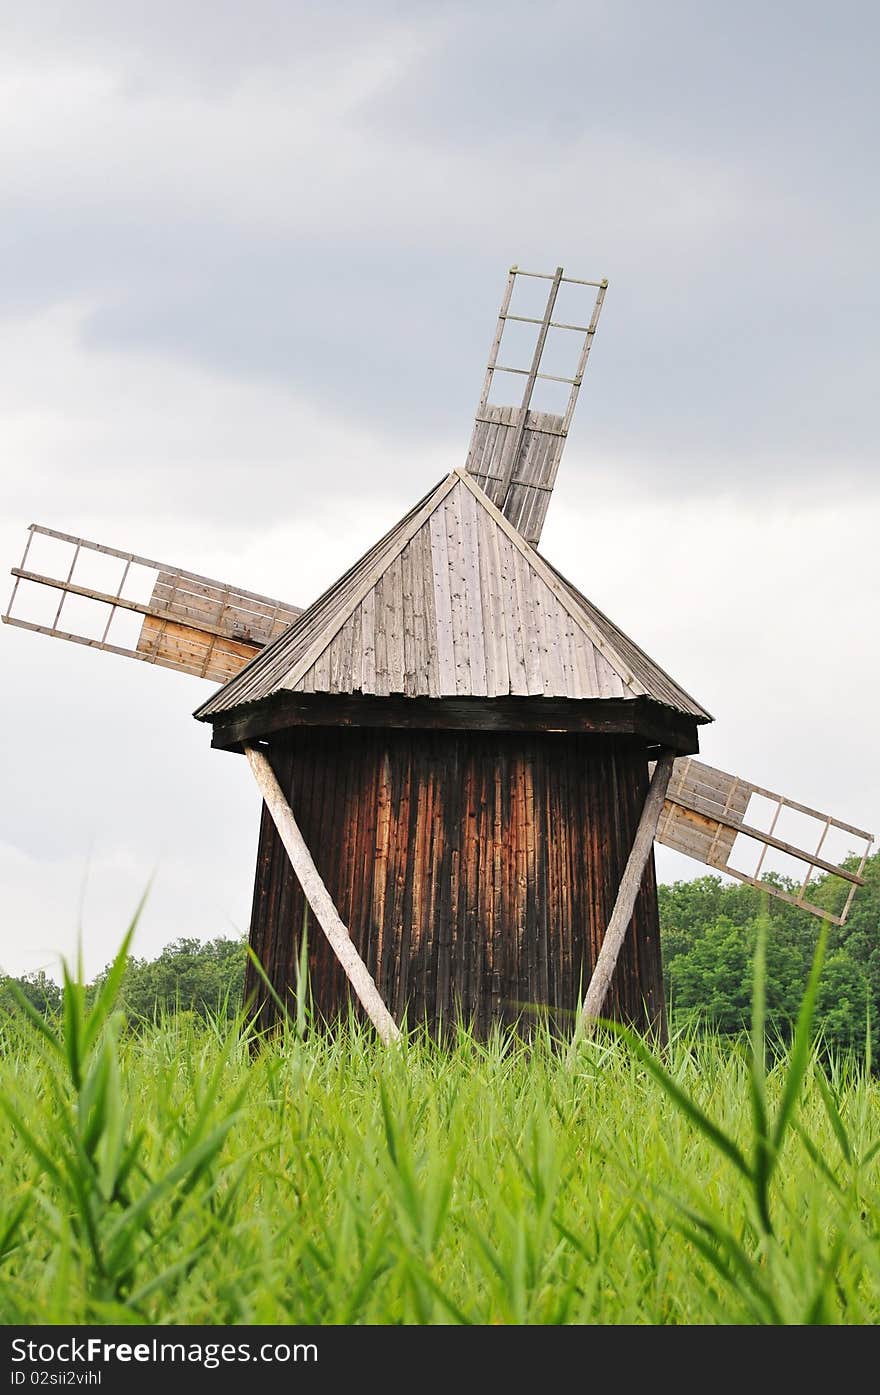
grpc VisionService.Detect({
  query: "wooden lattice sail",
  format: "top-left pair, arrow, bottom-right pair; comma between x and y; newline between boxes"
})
464,265 -> 607,545
657,758 -> 872,926
3,523 -> 300,683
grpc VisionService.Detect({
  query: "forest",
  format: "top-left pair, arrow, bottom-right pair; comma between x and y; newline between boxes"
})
661,852 -> 879,1052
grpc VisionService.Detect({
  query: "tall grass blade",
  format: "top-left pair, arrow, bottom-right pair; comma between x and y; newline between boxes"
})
814,1069 -> 852,1165
4,982 -> 63,1056
749,911 -> 772,1233
602,1021 -> 752,1181
245,944 -> 289,1022
0,1192 -> 31,1262
81,903 -> 144,1057
770,924 -> 828,1156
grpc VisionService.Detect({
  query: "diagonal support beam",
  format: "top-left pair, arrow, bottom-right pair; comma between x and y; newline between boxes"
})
573,752 -> 675,1044
244,743 -> 401,1045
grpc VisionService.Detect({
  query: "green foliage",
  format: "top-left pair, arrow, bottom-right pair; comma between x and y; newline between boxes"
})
660,852 -> 879,1054
93,935 -> 246,1024
0,969 -> 62,1018
0,913 -> 246,1320
2,918 -> 880,1324
595,913 -> 877,1321
2,938 -> 247,1029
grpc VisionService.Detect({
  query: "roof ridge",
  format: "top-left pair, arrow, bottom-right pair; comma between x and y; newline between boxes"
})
452,468 -> 647,696
197,469 -> 711,723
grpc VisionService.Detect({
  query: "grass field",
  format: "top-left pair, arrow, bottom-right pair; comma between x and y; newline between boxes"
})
2,926 -> 879,1325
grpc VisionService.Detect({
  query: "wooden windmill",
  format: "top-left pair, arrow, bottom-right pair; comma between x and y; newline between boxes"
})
3,266 -> 873,1042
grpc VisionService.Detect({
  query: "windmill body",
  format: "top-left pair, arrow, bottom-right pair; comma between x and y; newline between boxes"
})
196,466 -> 709,1036
3,267 -> 873,1039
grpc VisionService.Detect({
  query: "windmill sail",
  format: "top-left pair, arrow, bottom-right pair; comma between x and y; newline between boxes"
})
2,523 -> 300,683
464,265 -> 607,545
656,757 -> 873,926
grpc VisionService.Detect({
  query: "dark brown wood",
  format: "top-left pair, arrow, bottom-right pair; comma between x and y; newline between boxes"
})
577,753 -> 675,1036
244,744 -> 400,1042
244,727 -> 665,1039
210,692 -> 700,754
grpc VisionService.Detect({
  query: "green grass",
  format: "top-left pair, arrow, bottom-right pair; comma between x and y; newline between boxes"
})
1,921 -> 879,1324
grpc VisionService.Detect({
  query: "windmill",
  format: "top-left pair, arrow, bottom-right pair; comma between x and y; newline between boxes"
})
3,266 -> 873,1042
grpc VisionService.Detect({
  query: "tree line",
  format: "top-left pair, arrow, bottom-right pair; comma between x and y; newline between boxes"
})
661,851 -> 879,1053
3,852 -> 877,1052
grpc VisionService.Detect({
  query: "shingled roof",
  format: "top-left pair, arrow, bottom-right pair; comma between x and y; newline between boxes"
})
195,469 -> 711,722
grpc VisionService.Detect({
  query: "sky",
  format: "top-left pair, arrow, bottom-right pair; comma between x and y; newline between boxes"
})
0,0 -> 877,979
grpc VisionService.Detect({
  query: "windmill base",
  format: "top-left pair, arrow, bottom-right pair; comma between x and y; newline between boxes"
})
246,727 -> 666,1040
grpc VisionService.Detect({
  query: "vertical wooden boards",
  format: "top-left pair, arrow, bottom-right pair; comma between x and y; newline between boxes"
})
576,753 -> 674,1036
244,728 -> 665,1040
428,507 -> 457,695
244,744 -> 400,1044
281,476 -> 661,705
193,473 -> 709,724
361,588 -> 377,692
457,484 -> 488,697
476,505 -> 509,697
464,406 -> 567,546
443,483 -> 472,696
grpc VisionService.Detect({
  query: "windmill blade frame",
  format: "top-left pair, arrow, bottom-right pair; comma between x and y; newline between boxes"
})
2,522 -> 300,683
464,265 -> 607,545
656,756 -> 873,926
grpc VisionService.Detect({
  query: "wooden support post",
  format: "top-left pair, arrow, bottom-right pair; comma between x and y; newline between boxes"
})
572,752 -> 675,1048
244,743 -> 401,1046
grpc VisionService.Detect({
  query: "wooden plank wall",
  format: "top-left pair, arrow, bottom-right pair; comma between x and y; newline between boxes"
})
146,568 -> 300,646
136,616 -> 260,683
464,404 -> 567,546
136,569 -> 302,681
246,728 -> 664,1039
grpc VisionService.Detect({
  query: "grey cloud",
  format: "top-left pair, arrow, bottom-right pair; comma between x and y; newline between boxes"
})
80,239 -> 499,437
1,0 -> 878,500
364,1 -> 878,169
2,1 -> 420,85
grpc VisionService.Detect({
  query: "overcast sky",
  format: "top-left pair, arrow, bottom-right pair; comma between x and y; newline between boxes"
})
1,0 -> 877,979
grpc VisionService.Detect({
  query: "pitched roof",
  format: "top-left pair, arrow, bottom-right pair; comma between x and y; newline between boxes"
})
195,469 -> 712,722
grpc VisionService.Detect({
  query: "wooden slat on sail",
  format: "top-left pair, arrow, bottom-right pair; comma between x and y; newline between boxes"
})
2,524 -> 300,683
656,756 -> 873,926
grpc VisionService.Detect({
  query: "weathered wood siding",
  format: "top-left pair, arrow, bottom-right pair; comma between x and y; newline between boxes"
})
197,472 -> 712,723
464,403 -> 567,547
246,728 -> 664,1038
